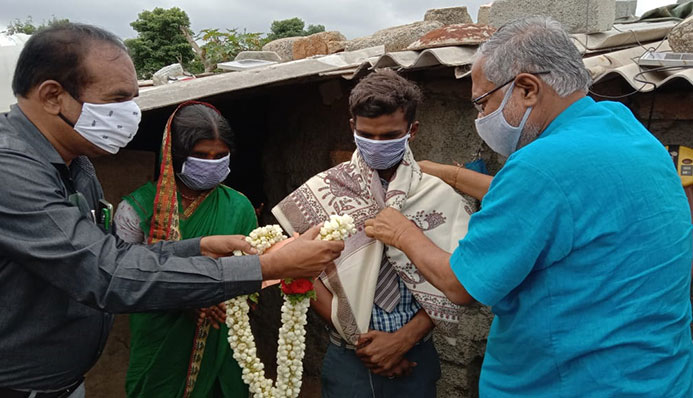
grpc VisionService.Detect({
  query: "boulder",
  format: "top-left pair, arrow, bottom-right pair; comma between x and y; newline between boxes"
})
407,24 -> 496,50
669,15 -> 693,53
234,51 -> 281,62
477,4 -> 492,25
345,21 -> 444,52
489,0 -> 616,34
262,37 -> 302,62
292,31 -> 347,60
424,6 -> 473,25
151,63 -> 184,86
328,40 -> 348,54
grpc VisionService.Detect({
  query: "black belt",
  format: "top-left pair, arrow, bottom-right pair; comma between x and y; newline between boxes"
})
0,378 -> 83,398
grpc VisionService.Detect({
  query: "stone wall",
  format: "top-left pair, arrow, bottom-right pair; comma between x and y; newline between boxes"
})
86,150 -> 154,397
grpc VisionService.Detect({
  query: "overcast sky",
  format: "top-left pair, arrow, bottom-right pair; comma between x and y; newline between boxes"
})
0,0 -> 678,40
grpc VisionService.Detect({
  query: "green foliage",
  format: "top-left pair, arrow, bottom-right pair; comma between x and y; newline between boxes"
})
124,8 -> 328,78
267,17 -> 304,40
6,15 -> 70,35
266,17 -> 326,41
125,7 -> 196,79
305,24 -> 326,35
195,28 -> 268,72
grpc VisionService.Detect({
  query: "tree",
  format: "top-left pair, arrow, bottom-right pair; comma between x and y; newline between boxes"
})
6,16 -> 69,35
125,7 -> 196,79
305,24 -> 326,35
266,17 -> 325,41
184,28 -> 267,73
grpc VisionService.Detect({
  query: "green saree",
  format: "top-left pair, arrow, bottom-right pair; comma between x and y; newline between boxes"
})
124,181 -> 257,398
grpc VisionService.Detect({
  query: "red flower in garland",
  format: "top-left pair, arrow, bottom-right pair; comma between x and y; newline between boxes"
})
281,278 -> 314,295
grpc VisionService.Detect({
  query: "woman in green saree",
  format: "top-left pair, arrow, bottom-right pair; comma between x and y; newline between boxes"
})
114,101 -> 256,398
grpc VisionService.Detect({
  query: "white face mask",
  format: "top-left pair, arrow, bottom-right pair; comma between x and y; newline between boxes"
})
474,82 -> 532,157
61,101 -> 142,154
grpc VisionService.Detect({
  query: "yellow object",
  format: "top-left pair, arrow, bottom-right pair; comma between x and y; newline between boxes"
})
666,145 -> 693,187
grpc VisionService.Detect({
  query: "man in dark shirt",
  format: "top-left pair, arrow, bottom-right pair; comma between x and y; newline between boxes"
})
0,23 -> 344,397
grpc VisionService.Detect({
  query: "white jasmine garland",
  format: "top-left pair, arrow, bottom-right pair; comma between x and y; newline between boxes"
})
225,215 -> 356,398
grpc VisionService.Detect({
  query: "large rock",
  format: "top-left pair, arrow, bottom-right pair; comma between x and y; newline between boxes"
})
489,0 -> 616,34
234,51 -> 281,62
669,15 -> 693,53
615,0 -> 637,20
346,20 -> 444,52
292,31 -> 347,60
262,37 -> 302,62
424,6 -> 473,25
151,63 -> 184,86
407,24 -> 496,50
478,3 -> 492,25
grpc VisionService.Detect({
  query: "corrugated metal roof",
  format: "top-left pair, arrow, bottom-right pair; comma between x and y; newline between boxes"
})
135,20 -> 691,112
136,46 -> 384,111
572,20 -> 679,53
586,41 -> 693,92
135,46 -> 480,111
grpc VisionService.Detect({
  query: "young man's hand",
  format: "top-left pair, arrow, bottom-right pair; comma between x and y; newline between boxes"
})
355,329 -> 413,374
382,358 -> 417,378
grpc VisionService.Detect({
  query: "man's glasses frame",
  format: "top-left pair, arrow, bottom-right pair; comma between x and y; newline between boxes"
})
471,71 -> 551,114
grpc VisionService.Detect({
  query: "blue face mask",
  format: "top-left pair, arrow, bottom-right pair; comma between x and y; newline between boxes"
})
353,131 -> 410,170
177,154 -> 230,191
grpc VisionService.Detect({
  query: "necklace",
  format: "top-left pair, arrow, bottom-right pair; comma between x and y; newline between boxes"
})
226,216 -> 356,398
178,190 -> 200,201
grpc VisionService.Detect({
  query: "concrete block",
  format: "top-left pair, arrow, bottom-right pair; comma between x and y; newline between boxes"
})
478,4 -> 492,25
489,0 -> 616,34
151,63 -> 184,86
234,51 -> 281,63
424,6 -> 473,25
615,0 -> 637,20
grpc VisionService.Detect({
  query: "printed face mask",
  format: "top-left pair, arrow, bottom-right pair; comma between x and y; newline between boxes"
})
177,154 -> 230,191
474,82 -> 532,157
60,100 -> 141,154
353,131 -> 410,170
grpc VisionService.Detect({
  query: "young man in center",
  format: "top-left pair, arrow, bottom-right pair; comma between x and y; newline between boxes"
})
273,70 -> 473,397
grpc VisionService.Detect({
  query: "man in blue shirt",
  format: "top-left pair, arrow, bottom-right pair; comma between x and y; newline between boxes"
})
365,16 -> 693,397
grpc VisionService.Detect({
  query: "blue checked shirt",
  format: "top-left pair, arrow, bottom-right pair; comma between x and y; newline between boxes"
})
369,256 -> 422,333
369,178 -> 421,333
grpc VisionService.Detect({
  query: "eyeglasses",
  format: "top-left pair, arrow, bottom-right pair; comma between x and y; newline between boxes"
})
471,71 -> 551,114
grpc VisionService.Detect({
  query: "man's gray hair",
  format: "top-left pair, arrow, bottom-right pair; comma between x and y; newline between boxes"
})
477,16 -> 591,97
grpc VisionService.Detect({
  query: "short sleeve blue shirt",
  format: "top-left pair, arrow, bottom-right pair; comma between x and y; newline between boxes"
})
451,97 -> 693,397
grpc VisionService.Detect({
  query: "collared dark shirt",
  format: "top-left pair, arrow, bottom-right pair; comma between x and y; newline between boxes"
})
0,105 -> 262,390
